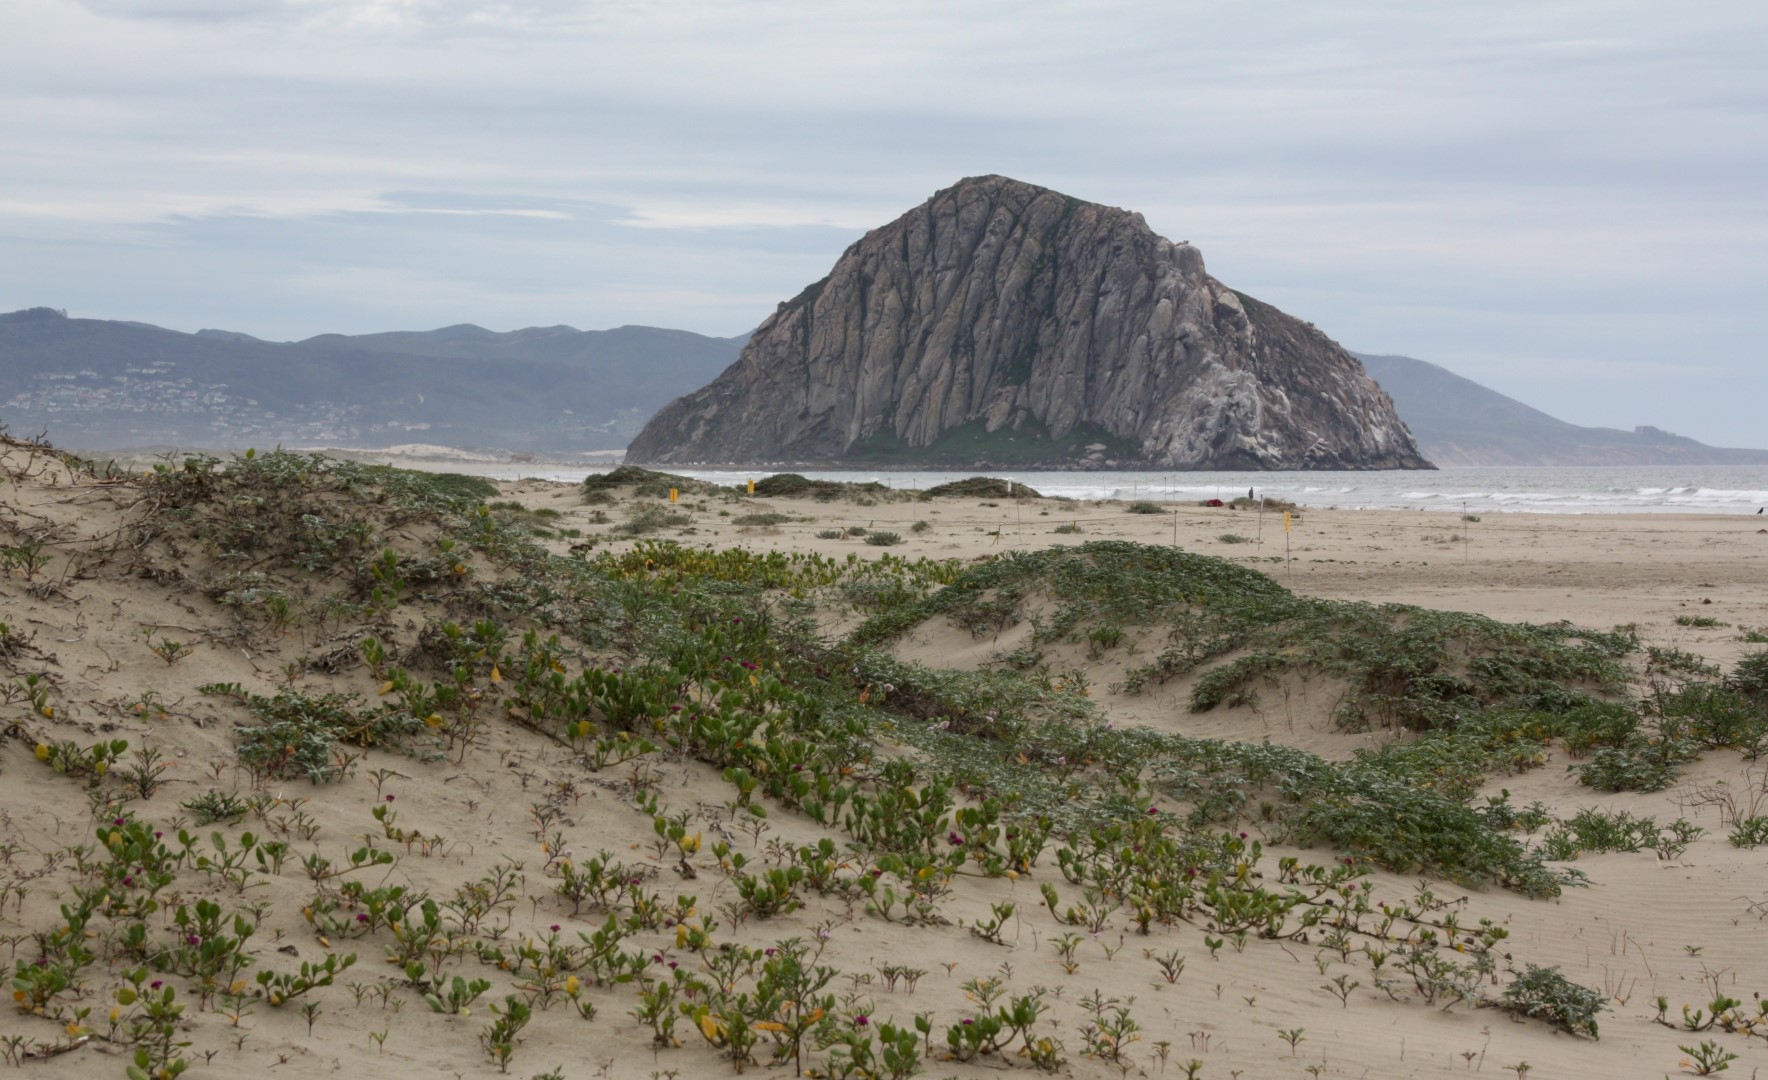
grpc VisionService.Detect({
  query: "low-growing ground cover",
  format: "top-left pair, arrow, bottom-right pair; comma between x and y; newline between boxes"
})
0,433 -> 1765,1079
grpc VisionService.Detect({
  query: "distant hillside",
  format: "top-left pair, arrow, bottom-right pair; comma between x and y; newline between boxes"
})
1355,352 -> 1768,467
0,307 -> 744,451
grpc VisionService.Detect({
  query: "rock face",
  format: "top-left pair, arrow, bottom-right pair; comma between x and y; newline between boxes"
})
628,176 -> 1431,470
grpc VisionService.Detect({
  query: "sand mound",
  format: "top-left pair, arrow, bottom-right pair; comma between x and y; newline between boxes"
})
0,433 -> 1765,1079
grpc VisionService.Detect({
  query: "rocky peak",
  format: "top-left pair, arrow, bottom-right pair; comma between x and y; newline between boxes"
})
627,176 -> 1431,470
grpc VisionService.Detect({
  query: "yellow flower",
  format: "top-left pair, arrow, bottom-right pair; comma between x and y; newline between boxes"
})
33,743 -> 48,762
564,976 -> 580,996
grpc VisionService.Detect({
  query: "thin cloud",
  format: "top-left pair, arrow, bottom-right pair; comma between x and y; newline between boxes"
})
5,0 -> 1766,444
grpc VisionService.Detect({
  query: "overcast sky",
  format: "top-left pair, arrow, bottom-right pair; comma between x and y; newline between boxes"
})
4,1 -> 1766,446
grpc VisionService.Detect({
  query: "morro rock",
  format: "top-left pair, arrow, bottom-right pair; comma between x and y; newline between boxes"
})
628,176 -> 1431,470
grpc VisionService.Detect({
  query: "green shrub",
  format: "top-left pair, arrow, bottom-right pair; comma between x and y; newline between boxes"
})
910,520 -> 931,533
1674,614 -> 1723,628
581,465 -> 713,500
1646,645 -> 1721,678
614,506 -> 693,536
814,529 -> 844,540
1576,740 -> 1688,792
865,532 -> 903,547
1500,965 -> 1604,1038
1729,816 -> 1768,848
217,689 -> 421,783
750,473 -> 893,500
1052,523 -> 1083,534
733,512 -> 791,526
1734,651 -> 1768,697
1656,683 -> 1766,752
415,472 -> 499,502
923,477 -> 1041,499
1217,534 -> 1251,544
1126,501 -> 1163,514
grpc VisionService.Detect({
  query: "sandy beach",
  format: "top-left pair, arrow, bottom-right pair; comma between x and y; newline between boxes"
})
4,445 -> 1766,1080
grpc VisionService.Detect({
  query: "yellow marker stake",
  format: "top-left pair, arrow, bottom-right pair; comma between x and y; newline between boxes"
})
746,479 -> 755,495
1283,511 -> 1292,532
669,487 -> 679,504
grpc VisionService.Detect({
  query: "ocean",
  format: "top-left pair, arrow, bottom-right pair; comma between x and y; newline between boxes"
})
494,464 -> 1768,516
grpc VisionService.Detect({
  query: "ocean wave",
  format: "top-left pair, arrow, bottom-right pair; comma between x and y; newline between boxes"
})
638,466 -> 1768,515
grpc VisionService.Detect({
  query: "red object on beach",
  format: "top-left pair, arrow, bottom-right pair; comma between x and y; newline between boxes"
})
1204,498 -> 1224,507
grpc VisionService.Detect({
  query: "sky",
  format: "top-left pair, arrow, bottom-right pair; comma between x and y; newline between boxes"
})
3,1 -> 1766,447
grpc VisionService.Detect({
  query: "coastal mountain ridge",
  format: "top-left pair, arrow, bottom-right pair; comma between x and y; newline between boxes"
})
4,299 -> 1762,469
1355,352 -> 1768,467
0,306 -> 743,451
627,175 -> 1431,471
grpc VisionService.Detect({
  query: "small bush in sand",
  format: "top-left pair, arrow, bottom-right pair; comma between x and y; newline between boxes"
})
1674,614 -> 1724,628
1735,651 -> 1768,696
1217,533 -> 1251,544
1052,522 -> 1084,534
1728,816 -> 1768,848
733,512 -> 791,526
1500,965 -> 1605,1038
814,528 -> 844,540
615,506 -> 693,536
1126,501 -> 1163,514
582,465 -> 717,500
864,531 -> 903,546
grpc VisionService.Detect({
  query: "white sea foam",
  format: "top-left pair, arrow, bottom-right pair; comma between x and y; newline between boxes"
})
503,464 -> 1768,516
